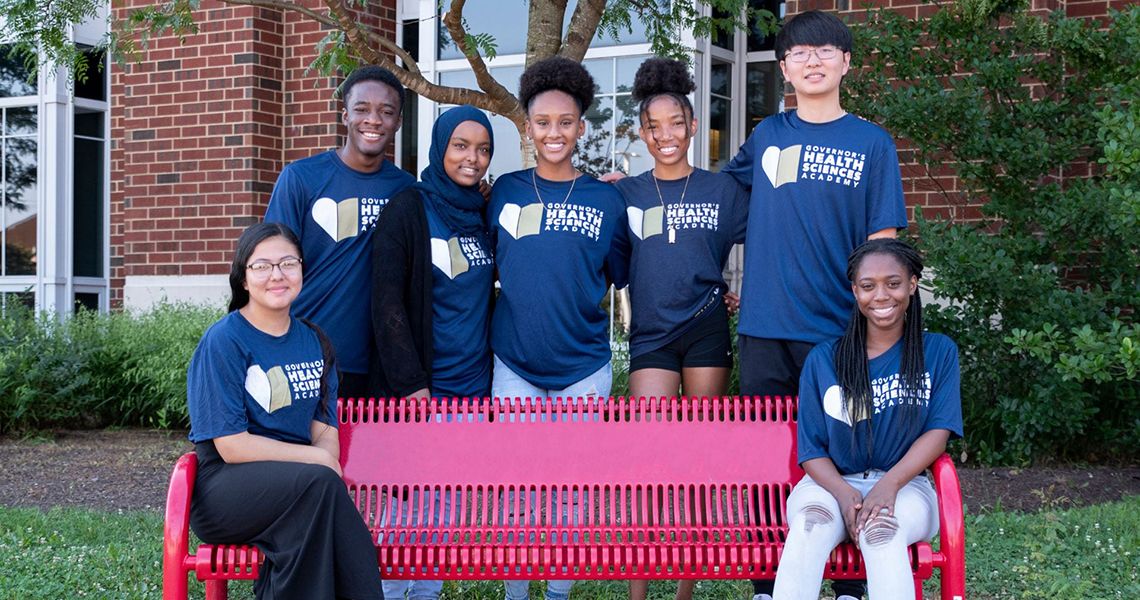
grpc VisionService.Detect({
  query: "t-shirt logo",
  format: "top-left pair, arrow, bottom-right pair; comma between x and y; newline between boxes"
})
498,203 -> 544,239
762,145 -> 802,188
311,196 -> 388,241
763,144 -> 867,189
544,201 -> 603,241
822,373 -> 933,427
431,235 -> 491,280
245,361 -> 325,414
245,365 -> 292,414
627,205 -> 664,240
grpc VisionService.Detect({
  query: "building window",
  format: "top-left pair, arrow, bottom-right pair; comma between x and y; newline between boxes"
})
399,18 -> 420,176
1,43 -> 110,315
708,59 -> 733,171
2,106 -> 38,277
73,110 -> 104,278
437,0 -> 647,61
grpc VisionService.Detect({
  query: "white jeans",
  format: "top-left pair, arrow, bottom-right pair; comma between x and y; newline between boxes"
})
493,356 -> 610,600
773,472 -> 939,600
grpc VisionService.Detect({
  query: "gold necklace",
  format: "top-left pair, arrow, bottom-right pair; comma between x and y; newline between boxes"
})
532,168 -> 579,209
652,167 -> 692,244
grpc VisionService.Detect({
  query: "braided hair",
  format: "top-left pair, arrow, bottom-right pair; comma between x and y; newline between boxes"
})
631,57 -> 696,124
833,238 -> 926,458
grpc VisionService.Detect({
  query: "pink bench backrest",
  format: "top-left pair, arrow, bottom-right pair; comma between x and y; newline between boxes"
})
337,396 -> 804,532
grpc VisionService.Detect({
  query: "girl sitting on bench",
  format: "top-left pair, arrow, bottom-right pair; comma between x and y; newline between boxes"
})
186,222 -> 381,600
773,238 -> 962,599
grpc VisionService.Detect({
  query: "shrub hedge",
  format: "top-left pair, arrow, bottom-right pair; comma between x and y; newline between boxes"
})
0,303 -> 220,434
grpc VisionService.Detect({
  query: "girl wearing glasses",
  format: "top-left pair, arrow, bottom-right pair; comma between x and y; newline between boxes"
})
615,56 -> 750,600
186,222 -> 382,600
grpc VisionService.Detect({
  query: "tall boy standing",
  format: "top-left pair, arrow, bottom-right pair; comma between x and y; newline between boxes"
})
722,10 -> 908,600
265,66 -> 415,398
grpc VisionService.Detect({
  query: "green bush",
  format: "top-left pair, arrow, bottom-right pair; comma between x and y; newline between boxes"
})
845,3 -> 1140,463
0,303 -> 220,434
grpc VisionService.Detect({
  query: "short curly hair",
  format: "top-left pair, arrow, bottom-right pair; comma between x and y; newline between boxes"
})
631,57 -> 695,122
339,65 -> 405,113
518,56 -> 596,116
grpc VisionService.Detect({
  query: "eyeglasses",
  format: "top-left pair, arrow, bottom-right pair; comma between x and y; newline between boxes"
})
246,258 -> 302,278
784,46 -> 842,63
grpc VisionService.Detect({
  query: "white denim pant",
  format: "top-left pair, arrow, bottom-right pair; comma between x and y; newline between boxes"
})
492,355 -> 612,400
773,471 -> 939,600
493,356 -> 610,600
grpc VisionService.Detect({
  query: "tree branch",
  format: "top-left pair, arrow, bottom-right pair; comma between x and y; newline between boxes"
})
219,0 -> 419,76
443,0 -> 524,121
559,0 -> 605,62
217,0 -> 505,111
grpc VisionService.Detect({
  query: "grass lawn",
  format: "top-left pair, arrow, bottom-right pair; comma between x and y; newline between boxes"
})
1,496 -> 1137,599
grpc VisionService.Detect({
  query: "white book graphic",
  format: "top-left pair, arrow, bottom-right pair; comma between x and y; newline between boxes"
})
311,197 -> 360,241
626,205 -> 664,240
245,365 -> 292,414
430,237 -> 470,280
761,145 -> 802,188
498,203 -> 544,239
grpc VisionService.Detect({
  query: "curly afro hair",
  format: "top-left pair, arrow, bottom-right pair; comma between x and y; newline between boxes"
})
518,56 -> 596,116
632,57 -> 695,122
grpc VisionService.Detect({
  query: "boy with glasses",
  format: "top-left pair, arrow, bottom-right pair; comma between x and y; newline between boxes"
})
722,10 -> 908,600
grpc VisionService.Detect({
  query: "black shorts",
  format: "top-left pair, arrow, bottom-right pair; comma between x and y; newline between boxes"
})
737,335 -> 815,397
630,301 -> 733,373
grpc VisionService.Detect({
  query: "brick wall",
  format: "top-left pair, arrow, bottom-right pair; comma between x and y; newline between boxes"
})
109,0 -> 398,307
783,0 -> 1116,224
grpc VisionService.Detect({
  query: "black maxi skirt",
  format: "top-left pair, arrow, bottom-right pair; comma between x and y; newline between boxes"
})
189,442 -> 382,600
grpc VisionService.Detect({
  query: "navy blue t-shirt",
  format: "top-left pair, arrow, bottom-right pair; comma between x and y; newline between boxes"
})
797,332 -> 963,474
424,199 -> 494,398
615,169 -> 748,358
723,111 -> 908,344
187,312 -> 337,444
488,169 -> 629,389
265,150 -> 415,373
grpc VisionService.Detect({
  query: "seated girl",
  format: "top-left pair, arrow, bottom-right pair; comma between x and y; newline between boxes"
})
772,238 -> 962,600
186,222 -> 381,600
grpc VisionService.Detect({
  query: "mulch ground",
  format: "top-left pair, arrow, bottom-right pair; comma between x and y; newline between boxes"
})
0,429 -> 1138,513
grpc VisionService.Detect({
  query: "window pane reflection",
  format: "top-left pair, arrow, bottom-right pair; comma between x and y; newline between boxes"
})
0,49 -> 37,98
746,61 -> 782,132
3,130 -> 38,276
438,1 -> 647,60
73,136 -> 104,277
708,62 -> 732,172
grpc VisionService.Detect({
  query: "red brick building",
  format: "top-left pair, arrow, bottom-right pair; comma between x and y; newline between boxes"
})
0,0 -> 1119,313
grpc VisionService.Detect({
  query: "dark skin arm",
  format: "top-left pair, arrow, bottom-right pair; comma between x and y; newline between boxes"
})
802,456 -> 865,543
855,428 -> 950,535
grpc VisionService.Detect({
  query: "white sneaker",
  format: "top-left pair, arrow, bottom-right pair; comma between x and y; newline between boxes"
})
837,596 -> 861,600
752,595 -> 774,600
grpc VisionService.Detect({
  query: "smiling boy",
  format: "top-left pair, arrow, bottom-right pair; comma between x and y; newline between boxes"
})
265,66 -> 415,398
722,10 -> 908,600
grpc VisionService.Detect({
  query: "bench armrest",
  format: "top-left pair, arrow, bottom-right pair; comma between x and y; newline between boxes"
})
163,452 -> 198,600
930,453 -> 966,600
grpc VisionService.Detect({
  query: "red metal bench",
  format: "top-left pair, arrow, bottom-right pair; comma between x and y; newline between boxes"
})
163,396 -> 965,599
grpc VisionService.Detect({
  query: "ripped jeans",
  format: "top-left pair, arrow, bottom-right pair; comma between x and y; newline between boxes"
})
772,471 -> 939,600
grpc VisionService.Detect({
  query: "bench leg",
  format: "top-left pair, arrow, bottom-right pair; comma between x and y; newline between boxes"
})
204,580 -> 229,600
941,558 -> 966,600
914,575 -> 922,599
